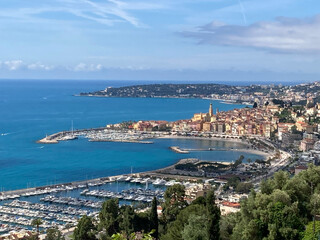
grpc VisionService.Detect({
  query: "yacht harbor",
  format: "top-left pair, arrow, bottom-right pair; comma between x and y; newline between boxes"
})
0,175 -> 198,235
38,128 -> 163,144
82,188 -> 165,203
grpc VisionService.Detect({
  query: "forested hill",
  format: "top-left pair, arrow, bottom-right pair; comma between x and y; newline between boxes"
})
79,82 -> 320,105
79,83 -> 242,98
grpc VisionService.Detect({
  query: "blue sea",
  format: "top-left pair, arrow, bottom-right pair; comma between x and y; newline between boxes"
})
0,80 -> 263,191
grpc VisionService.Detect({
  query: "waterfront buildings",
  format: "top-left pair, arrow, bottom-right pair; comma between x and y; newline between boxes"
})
170,103 -> 276,138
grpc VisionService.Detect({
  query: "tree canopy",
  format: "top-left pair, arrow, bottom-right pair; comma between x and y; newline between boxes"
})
74,216 -> 97,240
162,184 -> 188,223
44,228 -> 65,240
69,165 -> 320,240
221,165 -> 320,240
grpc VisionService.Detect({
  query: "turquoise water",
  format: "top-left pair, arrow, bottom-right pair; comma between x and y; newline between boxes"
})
0,80 -> 261,191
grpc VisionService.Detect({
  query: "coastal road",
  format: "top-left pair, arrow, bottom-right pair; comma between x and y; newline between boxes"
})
251,150 -> 291,184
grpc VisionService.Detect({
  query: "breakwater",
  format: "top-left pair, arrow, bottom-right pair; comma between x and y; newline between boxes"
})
37,127 -> 108,144
37,128 -> 160,144
169,146 -> 190,154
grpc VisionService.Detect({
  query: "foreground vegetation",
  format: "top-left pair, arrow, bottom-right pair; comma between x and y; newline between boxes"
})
25,164 -> 320,240
69,184 -> 220,240
221,164 -> 320,240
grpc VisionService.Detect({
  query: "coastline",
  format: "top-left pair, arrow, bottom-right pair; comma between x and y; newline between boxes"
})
160,135 -> 271,158
30,104 -> 273,198
33,132 -> 271,193
159,135 -> 244,143
0,160 -> 203,198
37,130 -> 271,159
0,139 -> 272,197
75,94 -> 251,105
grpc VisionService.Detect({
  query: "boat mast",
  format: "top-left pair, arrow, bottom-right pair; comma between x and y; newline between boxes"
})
71,120 -> 74,136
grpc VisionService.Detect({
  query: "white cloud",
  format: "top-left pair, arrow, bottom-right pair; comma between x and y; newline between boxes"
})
181,14 -> 320,53
27,62 -> 54,71
3,60 -> 24,71
0,60 -> 104,72
74,63 -> 103,72
0,60 -> 55,71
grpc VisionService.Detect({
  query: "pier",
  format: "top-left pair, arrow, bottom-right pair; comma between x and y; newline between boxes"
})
181,147 -> 243,152
169,146 -> 246,153
169,146 -> 190,154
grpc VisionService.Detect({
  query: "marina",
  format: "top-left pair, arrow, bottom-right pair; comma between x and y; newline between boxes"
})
0,176 -> 174,234
0,80 -> 253,192
38,129 -> 162,144
0,173 -> 214,234
40,196 -> 103,209
82,188 -> 165,203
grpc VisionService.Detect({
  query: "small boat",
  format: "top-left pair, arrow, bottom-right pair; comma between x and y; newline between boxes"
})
165,180 -> 177,186
80,189 -> 89,195
140,178 -> 152,184
153,179 -> 167,186
124,176 -> 132,182
116,176 -> 127,181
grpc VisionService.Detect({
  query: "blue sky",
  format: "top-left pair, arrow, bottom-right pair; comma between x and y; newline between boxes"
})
0,0 -> 320,82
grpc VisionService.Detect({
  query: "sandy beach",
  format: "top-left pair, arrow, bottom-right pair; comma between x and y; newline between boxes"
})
159,135 -> 244,143
159,135 -> 272,159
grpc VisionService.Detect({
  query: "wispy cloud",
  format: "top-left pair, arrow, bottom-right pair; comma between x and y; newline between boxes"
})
80,0 -> 140,27
237,0 -> 247,25
0,0 -> 164,27
181,14 -> 320,53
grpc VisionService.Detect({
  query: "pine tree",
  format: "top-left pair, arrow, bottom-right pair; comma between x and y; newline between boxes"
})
150,197 -> 159,239
206,191 -> 221,240
162,184 -> 187,223
119,205 -> 134,236
74,216 -> 96,240
99,198 -> 120,236
45,228 -> 64,240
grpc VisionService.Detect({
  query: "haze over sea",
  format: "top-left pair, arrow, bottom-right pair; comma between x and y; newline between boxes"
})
0,80 -> 265,191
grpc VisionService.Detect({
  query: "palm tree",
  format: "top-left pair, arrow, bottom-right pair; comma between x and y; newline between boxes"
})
31,218 -> 43,235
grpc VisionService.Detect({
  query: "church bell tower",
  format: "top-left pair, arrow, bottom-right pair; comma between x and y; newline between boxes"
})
209,103 -> 213,117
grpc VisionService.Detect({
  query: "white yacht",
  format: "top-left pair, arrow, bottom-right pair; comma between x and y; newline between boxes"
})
116,175 -> 127,181
124,176 -> 132,182
140,178 -> 151,184
153,179 -> 167,186
165,180 -> 177,186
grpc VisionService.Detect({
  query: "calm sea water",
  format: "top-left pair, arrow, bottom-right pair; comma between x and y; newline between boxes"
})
0,80 -> 262,191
